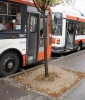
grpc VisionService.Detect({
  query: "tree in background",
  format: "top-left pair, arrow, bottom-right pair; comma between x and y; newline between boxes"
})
33,0 -> 67,77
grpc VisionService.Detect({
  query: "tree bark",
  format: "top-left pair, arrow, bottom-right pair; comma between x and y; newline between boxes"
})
42,9 -> 49,77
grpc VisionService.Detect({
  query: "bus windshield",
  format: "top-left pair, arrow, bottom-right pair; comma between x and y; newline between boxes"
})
52,13 -> 62,35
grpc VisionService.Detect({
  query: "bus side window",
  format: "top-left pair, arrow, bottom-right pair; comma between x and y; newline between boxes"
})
0,2 -> 21,32
0,2 -> 7,14
82,22 -> 85,34
7,3 -> 21,30
0,2 -> 7,31
15,12 -> 21,30
13,5 -> 21,30
0,17 -> 5,31
76,21 -> 83,35
39,16 -> 45,47
40,16 -> 43,37
30,16 -> 37,33
52,16 -> 57,35
83,29 -> 85,34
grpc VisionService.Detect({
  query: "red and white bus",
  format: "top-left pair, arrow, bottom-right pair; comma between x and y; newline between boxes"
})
0,0 -> 51,76
51,7 -> 85,53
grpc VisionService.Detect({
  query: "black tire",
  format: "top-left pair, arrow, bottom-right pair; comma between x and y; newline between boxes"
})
76,42 -> 82,52
0,51 -> 20,76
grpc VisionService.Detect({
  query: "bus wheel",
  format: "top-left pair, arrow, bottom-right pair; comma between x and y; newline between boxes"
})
0,51 -> 20,77
76,42 -> 82,52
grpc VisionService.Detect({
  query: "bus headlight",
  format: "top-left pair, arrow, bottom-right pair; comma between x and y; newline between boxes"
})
56,38 -> 60,44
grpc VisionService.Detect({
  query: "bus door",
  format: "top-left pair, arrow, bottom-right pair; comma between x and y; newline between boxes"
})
26,13 -> 39,64
66,20 -> 75,50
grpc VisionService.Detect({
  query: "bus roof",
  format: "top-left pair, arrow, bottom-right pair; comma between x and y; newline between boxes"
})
51,4 -> 85,22
51,4 -> 81,16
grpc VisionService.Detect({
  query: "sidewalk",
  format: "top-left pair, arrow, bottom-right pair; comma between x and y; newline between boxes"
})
58,79 -> 85,100
0,50 -> 85,100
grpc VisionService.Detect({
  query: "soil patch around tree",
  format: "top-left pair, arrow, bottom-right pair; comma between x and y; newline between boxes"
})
12,65 -> 85,98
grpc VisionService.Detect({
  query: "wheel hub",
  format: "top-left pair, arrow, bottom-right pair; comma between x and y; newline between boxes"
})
3,58 -> 15,72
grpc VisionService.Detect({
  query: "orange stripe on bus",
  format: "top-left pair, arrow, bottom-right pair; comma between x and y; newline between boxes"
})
9,0 -> 34,6
38,52 -> 44,61
23,55 -> 26,66
75,39 -> 85,44
38,45 -> 51,61
66,15 -> 85,22
52,38 -> 55,44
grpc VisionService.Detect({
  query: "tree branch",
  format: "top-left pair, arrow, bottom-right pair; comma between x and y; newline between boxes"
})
36,0 -> 42,8
47,0 -> 50,6
45,0 -> 50,9
33,0 -> 42,13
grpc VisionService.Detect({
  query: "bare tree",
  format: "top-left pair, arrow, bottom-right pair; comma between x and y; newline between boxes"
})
33,0 -> 67,77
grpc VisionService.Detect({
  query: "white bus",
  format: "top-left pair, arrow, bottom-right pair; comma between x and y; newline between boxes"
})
51,8 -> 85,53
0,0 -> 51,76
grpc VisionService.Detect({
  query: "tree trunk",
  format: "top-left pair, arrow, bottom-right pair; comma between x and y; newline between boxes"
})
42,9 -> 49,77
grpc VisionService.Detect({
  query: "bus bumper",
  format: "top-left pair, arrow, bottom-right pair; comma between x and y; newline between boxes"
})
51,46 -> 65,53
